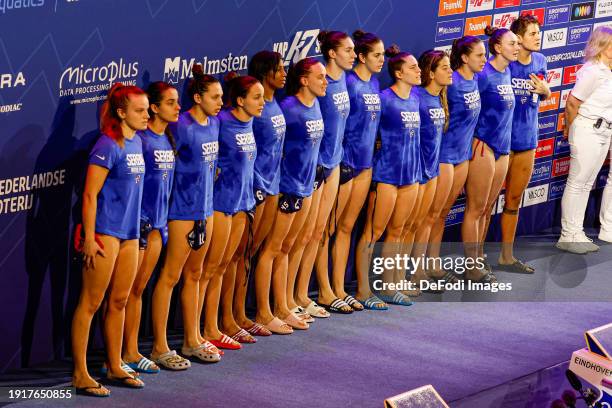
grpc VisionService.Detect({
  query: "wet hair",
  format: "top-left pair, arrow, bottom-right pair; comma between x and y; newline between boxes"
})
99,82 -> 146,147
352,29 -> 382,60
145,81 -> 177,154
223,72 -> 261,108
418,50 -> 450,131
248,50 -> 283,83
510,14 -> 540,37
285,57 -> 321,96
484,26 -> 511,56
384,44 -> 413,81
187,63 -> 219,103
450,36 -> 483,71
318,30 -> 350,62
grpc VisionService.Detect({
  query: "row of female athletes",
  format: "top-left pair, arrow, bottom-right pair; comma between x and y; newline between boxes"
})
70,15 -> 612,396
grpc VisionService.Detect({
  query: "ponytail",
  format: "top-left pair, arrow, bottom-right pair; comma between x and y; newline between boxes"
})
145,81 -> 178,155
100,82 -> 146,147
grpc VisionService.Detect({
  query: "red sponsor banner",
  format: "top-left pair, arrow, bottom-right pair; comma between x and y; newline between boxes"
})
521,8 -> 545,25
493,11 -> 519,28
562,64 -> 583,85
546,68 -> 562,88
495,0 -> 520,8
439,0 -> 466,16
557,114 -> 566,132
464,15 -> 492,35
535,137 -> 555,159
552,157 -> 571,178
539,91 -> 560,112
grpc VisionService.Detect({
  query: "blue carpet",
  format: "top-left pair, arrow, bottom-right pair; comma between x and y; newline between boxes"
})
9,236 -> 612,407
10,302 -> 612,408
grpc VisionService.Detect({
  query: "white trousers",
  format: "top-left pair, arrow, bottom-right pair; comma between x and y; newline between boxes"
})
560,115 -> 612,240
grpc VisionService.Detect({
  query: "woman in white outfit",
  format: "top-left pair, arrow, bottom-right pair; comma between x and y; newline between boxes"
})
557,26 -> 612,254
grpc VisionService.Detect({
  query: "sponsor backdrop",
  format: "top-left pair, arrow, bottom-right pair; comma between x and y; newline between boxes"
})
0,0 -> 610,372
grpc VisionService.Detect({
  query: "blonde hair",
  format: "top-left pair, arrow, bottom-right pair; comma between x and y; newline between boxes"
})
584,26 -> 612,62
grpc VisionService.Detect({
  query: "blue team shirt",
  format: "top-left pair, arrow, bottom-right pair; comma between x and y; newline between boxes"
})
342,70 -> 381,170
252,98 -> 286,195
318,72 -> 350,169
440,71 -> 481,164
416,87 -> 446,182
89,134 -> 145,239
279,96 -> 324,197
214,109 -> 257,214
475,61 -> 515,156
139,128 -> 175,228
509,52 -> 547,151
373,88 -> 421,186
167,112 -> 219,220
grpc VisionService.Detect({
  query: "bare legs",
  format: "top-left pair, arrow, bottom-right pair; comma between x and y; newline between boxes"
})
201,212 -> 246,341
331,169 -> 372,300
151,220 -> 211,357
290,168 -> 343,309
72,235 -> 140,394
427,161 -> 469,276
499,149 -> 535,266
287,188 -> 323,310
123,230 -> 162,367
233,194 -> 279,330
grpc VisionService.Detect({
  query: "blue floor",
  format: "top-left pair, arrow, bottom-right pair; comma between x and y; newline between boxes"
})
7,237 -> 612,408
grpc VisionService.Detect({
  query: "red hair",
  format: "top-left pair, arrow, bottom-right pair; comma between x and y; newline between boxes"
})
100,83 -> 146,147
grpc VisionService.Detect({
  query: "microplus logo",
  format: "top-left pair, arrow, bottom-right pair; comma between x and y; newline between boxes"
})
163,53 -> 248,84
0,72 -> 25,89
60,60 -> 138,88
59,59 -> 139,97
273,29 -> 321,66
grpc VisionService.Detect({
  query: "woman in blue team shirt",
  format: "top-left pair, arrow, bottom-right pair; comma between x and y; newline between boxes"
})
253,57 -> 326,333
404,50 -> 452,290
290,31 -> 358,317
355,45 -> 422,308
122,82 -> 179,375
499,15 -> 550,273
426,37 -> 486,283
464,26 -> 520,282
71,84 -> 148,396
229,51 -> 286,338
331,30 -> 384,311
201,74 -> 263,350
151,64 -> 222,369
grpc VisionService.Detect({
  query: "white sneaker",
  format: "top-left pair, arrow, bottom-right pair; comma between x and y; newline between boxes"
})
556,233 -> 599,254
599,230 -> 612,243
555,241 -> 589,254
575,233 -> 600,252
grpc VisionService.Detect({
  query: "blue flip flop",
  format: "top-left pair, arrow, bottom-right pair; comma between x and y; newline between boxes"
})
100,361 -> 139,376
126,357 -> 160,374
361,295 -> 388,310
378,291 -> 414,307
